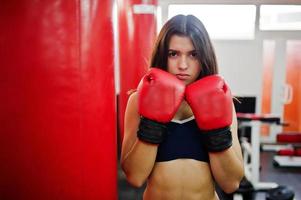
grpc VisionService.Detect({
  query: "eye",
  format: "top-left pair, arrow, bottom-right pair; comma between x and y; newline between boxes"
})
168,51 -> 178,57
190,51 -> 197,58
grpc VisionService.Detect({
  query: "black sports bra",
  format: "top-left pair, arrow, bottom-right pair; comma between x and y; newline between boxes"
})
156,117 -> 209,162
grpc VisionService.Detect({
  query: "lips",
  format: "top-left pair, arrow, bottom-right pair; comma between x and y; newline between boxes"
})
176,73 -> 190,80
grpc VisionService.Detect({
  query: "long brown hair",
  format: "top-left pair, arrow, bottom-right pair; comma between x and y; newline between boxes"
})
150,15 -> 218,79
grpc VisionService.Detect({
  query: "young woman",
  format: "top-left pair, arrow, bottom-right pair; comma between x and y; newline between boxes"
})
121,14 -> 244,200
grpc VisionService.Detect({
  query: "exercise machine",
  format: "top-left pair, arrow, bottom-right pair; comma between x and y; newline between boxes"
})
237,112 -> 281,190
273,132 -> 301,167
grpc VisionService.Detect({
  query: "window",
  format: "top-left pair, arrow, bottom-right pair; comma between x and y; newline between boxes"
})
168,4 -> 256,40
260,5 -> 301,30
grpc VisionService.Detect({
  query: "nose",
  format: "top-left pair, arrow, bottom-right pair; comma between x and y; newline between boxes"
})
178,56 -> 188,70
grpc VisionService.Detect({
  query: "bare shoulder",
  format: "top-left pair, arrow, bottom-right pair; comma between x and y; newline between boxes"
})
125,92 -> 140,122
124,91 -> 140,131
127,91 -> 138,109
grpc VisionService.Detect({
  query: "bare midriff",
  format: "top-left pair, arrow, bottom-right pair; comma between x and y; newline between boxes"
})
143,159 -> 219,200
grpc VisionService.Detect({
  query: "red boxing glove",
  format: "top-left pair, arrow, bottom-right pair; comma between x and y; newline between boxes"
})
185,75 -> 233,152
137,68 -> 185,144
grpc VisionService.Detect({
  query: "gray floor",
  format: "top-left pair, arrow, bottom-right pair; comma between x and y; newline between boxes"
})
256,151 -> 301,200
118,151 -> 301,200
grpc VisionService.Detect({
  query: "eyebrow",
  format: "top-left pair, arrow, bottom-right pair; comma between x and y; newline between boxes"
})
168,49 -> 196,53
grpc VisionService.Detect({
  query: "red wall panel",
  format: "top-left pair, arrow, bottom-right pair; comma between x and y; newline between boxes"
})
260,40 -> 275,136
0,0 -> 116,199
284,41 -> 301,132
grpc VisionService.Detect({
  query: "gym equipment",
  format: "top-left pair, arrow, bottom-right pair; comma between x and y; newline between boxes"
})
235,177 -> 255,200
277,132 -> 301,143
273,132 -> 301,167
237,113 -> 280,190
277,149 -> 295,156
273,156 -> 301,167
266,185 -> 295,200
277,148 -> 301,156
234,180 -> 296,200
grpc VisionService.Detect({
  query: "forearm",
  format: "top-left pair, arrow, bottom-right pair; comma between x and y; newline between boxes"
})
209,147 -> 244,193
121,139 -> 158,187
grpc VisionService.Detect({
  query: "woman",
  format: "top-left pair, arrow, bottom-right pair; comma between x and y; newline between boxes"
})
121,14 -> 244,200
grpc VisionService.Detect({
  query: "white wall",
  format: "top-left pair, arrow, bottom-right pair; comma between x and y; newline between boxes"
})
213,40 -> 262,97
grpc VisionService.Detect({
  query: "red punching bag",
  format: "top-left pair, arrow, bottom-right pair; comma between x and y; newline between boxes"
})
0,0 -> 117,199
117,0 -> 158,141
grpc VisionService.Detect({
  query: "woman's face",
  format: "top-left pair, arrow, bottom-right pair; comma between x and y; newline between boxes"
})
167,35 -> 201,85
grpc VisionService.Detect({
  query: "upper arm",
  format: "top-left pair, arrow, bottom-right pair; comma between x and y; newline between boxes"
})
230,103 -> 243,161
121,92 -> 141,163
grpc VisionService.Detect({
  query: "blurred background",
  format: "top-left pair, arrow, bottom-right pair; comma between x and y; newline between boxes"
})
1,0 -> 301,199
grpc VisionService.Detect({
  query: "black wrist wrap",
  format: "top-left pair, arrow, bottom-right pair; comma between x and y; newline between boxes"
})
203,127 -> 232,152
137,117 -> 167,144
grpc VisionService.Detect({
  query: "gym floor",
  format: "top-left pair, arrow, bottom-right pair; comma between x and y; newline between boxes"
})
257,151 -> 301,200
118,151 -> 301,200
